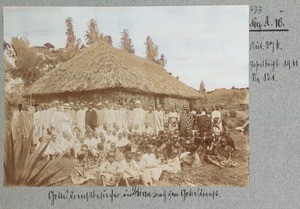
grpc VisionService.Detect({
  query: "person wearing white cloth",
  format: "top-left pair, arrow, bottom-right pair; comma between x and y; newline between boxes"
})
154,105 -> 164,135
77,103 -> 86,134
142,145 -> 162,182
211,105 -> 222,132
132,100 -> 146,131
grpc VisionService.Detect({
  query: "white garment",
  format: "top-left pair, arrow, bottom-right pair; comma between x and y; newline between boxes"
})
154,110 -> 164,135
77,109 -> 86,133
33,111 -> 44,144
132,107 -> 146,130
11,110 -> 21,141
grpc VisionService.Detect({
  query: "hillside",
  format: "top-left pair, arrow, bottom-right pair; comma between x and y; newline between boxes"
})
198,88 -> 249,110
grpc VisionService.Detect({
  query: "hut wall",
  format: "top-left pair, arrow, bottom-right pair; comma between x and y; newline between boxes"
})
42,89 -> 157,109
163,97 -> 190,109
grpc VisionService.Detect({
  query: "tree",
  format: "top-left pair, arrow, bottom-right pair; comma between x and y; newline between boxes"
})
145,36 -> 158,61
9,37 -> 45,87
85,19 -> 103,45
104,35 -> 113,45
65,17 -> 76,49
199,81 -> 206,93
156,53 -> 167,67
120,29 -> 135,54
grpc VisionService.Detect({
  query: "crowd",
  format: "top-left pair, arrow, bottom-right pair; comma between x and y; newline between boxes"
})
11,99 -> 239,186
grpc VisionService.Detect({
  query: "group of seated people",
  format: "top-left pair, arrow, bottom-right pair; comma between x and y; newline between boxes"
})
41,121 -> 240,186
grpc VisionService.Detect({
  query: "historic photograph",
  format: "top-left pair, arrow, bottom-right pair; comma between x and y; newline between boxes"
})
3,6 -> 249,187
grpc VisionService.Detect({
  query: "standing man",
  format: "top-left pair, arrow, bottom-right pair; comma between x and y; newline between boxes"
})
77,103 -> 86,133
154,105 -> 164,135
70,102 -> 78,127
168,106 -> 179,132
180,106 -> 194,135
11,103 -> 23,141
195,107 -> 207,138
96,102 -> 105,130
211,105 -> 222,132
132,100 -> 146,130
85,102 -> 97,131
19,104 -> 33,141
220,103 -> 228,132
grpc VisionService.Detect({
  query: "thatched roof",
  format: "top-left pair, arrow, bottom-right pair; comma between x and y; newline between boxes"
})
27,40 -> 202,99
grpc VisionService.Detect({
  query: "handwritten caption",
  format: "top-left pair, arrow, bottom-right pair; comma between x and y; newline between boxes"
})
48,187 -> 221,206
249,5 -> 299,84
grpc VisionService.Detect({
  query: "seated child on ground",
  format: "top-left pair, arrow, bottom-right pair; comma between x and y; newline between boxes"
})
118,151 -> 141,186
134,150 -> 152,186
71,150 -> 96,185
98,152 -> 121,186
142,145 -> 163,183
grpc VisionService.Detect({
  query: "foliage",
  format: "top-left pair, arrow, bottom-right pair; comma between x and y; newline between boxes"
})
199,81 -> 206,93
120,29 -> 135,54
85,19 -> 103,45
65,17 -> 76,49
145,36 -> 158,61
145,36 -> 166,67
4,129 -> 66,187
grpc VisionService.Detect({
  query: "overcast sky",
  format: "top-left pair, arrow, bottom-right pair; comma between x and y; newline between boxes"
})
4,6 -> 249,91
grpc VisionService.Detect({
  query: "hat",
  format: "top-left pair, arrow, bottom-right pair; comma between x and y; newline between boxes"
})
135,100 -> 141,104
97,102 -> 102,106
88,102 -> 93,105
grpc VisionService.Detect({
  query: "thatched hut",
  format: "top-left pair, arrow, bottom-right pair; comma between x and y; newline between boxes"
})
25,40 -> 202,109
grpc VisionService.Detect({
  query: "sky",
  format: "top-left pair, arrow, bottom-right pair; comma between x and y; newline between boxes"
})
3,6 -> 249,91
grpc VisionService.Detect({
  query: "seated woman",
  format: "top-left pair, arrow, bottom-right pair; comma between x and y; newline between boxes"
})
98,152 -> 121,186
180,144 -> 202,170
118,151 -> 141,186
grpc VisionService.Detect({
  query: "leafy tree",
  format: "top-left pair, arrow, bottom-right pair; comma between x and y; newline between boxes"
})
145,36 -> 158,61
104,35 -> 113,45
65,17 -> 76,49
120,29 -> 135,54
85,19 -> 103,45
199,81 -> 206,93
156,53 -> 167,67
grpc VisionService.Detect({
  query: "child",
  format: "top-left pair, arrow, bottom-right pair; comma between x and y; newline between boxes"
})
135,150 -> 152,186
74,137 -> 85,158
99,152 -> 121,186
44,134 -> 63,160
108,142 -> 124,162
71,150 -> 96,185
84,131 -> 98,157
142,144 -> 163,183
118,151 -> 141,186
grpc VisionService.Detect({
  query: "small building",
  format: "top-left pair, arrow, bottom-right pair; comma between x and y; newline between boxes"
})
26,40 -> 202,109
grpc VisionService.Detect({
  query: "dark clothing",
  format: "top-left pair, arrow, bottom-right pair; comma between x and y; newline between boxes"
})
195,114 -> 207,137
85,109 -> 97,131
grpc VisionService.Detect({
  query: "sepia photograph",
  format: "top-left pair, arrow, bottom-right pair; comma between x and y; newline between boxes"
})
3,6 -> 249,187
